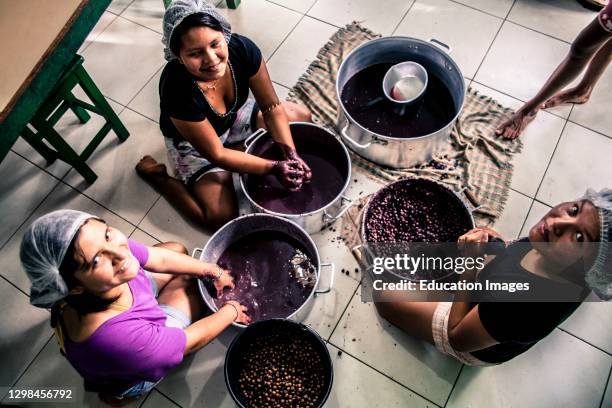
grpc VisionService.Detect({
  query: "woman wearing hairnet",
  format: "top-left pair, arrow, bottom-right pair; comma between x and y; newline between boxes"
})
374,188 -> 612,365
136,0 -> 312,229
21,210 -> 251,404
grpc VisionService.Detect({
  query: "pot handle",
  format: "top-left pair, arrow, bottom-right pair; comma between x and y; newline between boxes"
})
429,38 -> 453,54
243,128 -> 267,150
192,247 -> 203,260
323,195 -> 353,223
340,121 -> 372,149
316,263 -> 335,294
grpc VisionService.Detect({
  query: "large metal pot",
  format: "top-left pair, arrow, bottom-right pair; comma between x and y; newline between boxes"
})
225,319 -> 333,408
358,177 -> 475,281
194,214 -> 335,328
336,37 -> 465,168
239,122 -> 353,234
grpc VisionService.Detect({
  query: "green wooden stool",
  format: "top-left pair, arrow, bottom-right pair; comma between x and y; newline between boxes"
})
20,54 -> 129,183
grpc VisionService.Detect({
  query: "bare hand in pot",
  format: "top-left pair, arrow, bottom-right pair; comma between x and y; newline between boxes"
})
457,227 -> 503,258
271,159 -> 305,191
223,300 -> 251,325
213,266 -> 235,298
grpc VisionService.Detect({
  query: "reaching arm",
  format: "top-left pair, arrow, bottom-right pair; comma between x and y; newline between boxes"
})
446,227 -> 503,352
249,59 -> 295,150
171,116 -> 274,175
144,246 -> 235,297
183,301 -> 250,355
250,60 -> 312,182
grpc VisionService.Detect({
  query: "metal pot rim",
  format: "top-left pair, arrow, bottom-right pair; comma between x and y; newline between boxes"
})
360,177 -> 476,243
239,122 -> 352,217
224,318 -> 334,408
197,213 -> 322,328
336,36 -> 466,141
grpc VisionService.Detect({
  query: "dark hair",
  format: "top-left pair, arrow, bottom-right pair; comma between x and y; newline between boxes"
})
169,12 -> 224,57
50,219 -> 119,330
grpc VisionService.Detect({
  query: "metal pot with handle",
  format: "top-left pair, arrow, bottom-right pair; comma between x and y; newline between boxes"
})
336,37 -> 465,168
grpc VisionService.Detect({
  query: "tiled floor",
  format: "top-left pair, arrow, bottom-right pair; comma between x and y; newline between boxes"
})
1,0 -> 611,407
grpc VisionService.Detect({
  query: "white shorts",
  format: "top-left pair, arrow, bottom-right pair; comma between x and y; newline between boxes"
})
432,302 -> 493,366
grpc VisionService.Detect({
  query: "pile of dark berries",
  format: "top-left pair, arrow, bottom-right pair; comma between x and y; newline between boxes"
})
237,334 -> 326,407
365,179 -> 471,243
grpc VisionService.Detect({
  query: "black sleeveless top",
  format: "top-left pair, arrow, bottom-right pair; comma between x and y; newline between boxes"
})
471,239 -> 587,363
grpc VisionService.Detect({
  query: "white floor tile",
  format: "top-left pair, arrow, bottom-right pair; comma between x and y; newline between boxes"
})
560,297 -> 612,354
0,182 -> 136,294
0,278 -> 52,391
537,122 -> 612,206
446,330 -> 612,408
11,99 -> 124,180
267,16 -> 338,88
79,12 -> 118,53
492,189 -> 532,239
217,0 -> 302,60
273,82 -> 290,100
130,227 -> 162,245
269,0 -> 317,14
603,374 -> 612,408
325,343 -> 433,408
469,82 -> 566,198
452,0 -> 514,18
300,258 -> 360,340
156,328 -> 239,407
475,22 -> 573,118
108,0 -> 134,15
3,339 -> 145,408
329,289 -> 462,406
138,197 -> 212,252
308,0 -> 415,36
394,0 -> 502,79
519,199 -> 551,237
141,390 -> 180,408
569,67 -> 612,138
121,0 -> 165,34
0,152 -> 60,249
62,108 -> 167,225
82,16 -> 165,105
128,67 -> 163,123
508,0 -> 594,43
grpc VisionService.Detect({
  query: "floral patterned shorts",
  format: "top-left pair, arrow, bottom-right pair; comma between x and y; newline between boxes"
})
165,98 -> 259,188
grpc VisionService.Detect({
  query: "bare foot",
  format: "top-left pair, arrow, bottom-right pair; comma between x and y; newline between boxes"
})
495,109 -> 538,140
541,88 -> 591,110
136,155 -> 168,181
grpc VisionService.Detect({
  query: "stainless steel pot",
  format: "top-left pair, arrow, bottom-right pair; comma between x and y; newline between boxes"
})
193,214 -> 335,328
356,177 -> 476,280
239,122 -> 353,234
336,37 -> 465,168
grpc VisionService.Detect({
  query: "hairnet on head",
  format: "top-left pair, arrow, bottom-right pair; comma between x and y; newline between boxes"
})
583,188 -> 612,300
162,0 -> 232,61
20,210 -> 95,309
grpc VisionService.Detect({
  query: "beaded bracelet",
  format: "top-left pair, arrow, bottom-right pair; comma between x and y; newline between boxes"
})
223,303 -> 239,321
261,101 -> 282,116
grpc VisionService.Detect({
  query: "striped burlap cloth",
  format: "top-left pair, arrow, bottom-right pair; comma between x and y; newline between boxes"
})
287,23 -> 521,247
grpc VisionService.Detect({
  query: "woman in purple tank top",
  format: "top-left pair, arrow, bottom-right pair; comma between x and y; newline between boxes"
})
20,210 -> 250,405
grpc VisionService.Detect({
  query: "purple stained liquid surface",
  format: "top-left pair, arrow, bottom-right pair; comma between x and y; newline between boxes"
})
341,62 -> 456,138
212,231 -> 314,323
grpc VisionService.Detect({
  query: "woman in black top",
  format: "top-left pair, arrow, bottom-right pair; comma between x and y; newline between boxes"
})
374,188 -> 612,365
136,0 -> 312,229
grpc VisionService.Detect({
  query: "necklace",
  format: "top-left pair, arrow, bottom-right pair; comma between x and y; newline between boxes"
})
199,80 -> 218,92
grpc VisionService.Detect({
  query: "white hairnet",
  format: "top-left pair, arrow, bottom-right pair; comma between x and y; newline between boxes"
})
20,210 -> 95,309
162,0 -> 232,61
583,188 -> 612,300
